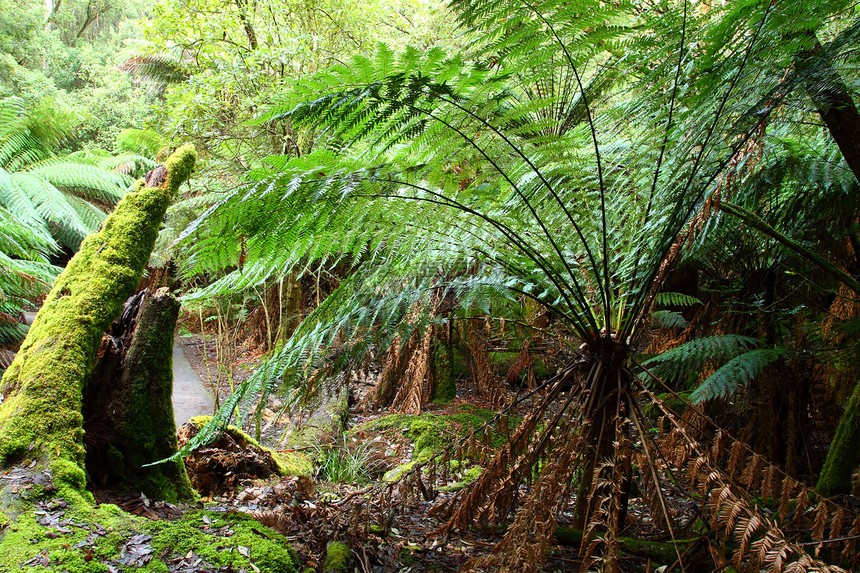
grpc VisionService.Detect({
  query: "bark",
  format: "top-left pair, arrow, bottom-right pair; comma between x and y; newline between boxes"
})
84,288 -> 194,502
0,146 -> 196,503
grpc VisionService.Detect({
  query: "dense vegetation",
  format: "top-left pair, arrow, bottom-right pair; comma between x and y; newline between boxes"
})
2,0 -> 860,571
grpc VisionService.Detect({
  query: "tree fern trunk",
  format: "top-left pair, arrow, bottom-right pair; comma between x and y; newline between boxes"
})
796,37 -> 860,185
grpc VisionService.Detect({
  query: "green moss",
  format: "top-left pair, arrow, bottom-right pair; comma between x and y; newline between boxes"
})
431,338 -> 456,403
438,465 -> 482,492
96,292 -> 195,502
553,528 -> 696,564
147,511 -> 296,573
190,416 -> 312,476
358,409 -> 494,463
0,503 -> 296,573
321,541 -> 351,573
0,501 -> 146,572
50,459 -> 93,505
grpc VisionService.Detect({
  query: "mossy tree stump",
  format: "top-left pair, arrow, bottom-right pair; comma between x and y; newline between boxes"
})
84,288 -> 194,501
0,145 -> 196,504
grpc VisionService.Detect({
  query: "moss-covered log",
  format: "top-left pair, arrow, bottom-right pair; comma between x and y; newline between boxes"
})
322,541 -> 351,573
816,378 -> 860,497
0,145 -> 196,502
84,288 -> 194,501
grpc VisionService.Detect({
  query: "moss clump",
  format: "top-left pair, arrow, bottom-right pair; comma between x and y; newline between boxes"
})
50,459 -> 93,506
438,464 -> 482,492
553,528 -> 696,564
321,541 -> 351,573
358,406 -> 513,464
147,511 -> 297,573
0,501 -> 147,572
0,503 -> 297,573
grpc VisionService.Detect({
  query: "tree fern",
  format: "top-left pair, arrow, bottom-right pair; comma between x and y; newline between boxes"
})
0,97 -> 133,250
169,1 -> 860,568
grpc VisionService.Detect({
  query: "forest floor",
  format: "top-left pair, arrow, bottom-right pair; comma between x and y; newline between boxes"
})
165,334 -> 692,572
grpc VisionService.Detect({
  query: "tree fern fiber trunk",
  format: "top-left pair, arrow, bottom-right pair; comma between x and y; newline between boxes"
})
572,351 -> 632,532
796,37 -> 860,185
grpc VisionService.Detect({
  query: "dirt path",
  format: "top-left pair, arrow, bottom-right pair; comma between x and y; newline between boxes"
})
171,339 -> 214,426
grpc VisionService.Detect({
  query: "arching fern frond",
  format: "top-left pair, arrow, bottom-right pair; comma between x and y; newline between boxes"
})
655,292 -> 703,307
642,334 -> 760,382
690,347 -> 788,402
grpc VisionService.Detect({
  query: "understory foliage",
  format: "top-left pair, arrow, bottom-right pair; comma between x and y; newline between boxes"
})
0,97 -> 143,348
173,0 -> 860,570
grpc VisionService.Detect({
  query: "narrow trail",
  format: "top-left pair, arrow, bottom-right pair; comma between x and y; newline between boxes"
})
171,339 -> 214,426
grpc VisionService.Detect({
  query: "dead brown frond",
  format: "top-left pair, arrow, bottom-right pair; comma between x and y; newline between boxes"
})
459,435 -> 578,573
503,340 -> 536,389
636,378 -> 855,571
389,325 -> 433,414
435,371 -> 572,532
466,319 -> 511,407
364,331 -> 421,410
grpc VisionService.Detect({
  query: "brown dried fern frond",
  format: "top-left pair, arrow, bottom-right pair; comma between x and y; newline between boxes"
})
467,319 -> 512,407
364,332 -> 418,409
435,371 -> 574,532
634,377 -> 852,572
459,440 -> 577,573
389,324 -> 433,414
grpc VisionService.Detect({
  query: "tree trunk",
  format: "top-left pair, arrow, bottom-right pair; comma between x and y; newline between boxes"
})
796,37 -> 860,184
84,288 -> 195,502
0,146 -> 196,503
816,378 -> 860,497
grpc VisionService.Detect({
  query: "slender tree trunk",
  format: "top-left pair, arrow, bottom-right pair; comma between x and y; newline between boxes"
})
796,37 -> 860,184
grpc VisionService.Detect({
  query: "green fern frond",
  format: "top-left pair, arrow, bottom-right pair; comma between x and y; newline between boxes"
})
655,292 -> 703,307
651,310 -> 689,329
115,128 -> 165,158
120,54 -> 188,87
690,348 -> 788,402
642,334 -> 760,382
